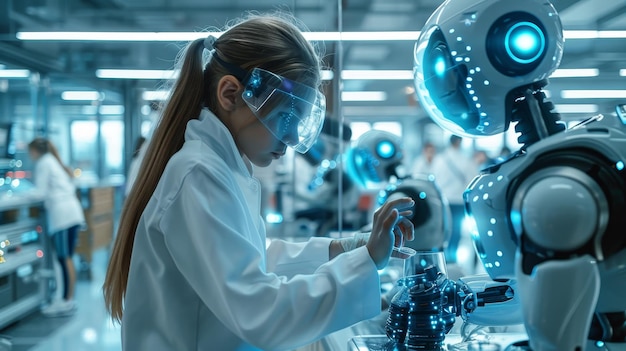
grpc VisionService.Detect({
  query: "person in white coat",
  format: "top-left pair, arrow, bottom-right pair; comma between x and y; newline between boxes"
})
28,138 -> 85,317
103,14 -> 415,351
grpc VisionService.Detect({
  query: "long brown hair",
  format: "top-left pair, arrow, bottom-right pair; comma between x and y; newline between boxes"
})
103,13 -> 322,322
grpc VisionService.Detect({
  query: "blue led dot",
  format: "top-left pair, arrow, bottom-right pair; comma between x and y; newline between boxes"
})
616,161 -> 624,171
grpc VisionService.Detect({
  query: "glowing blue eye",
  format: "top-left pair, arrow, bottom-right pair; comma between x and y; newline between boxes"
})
505,22 -> 545,64
434,57 -> 446,77
376,140 -> 395,159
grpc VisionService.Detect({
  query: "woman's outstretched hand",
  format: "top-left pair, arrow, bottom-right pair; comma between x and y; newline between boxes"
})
366,197 -> 415,269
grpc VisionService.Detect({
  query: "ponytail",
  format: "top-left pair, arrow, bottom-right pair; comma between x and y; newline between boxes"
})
103,38 -> 208,322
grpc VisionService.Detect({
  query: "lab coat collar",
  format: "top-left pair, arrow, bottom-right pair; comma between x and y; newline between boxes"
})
185,108 -> 254,177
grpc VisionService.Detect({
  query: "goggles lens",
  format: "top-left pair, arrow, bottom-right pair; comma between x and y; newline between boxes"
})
241,68 -> 325,153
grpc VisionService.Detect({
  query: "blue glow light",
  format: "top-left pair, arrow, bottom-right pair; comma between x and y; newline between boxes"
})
616,160 -> 624,171
419,191 -> 427,199
376,140 -> 395,159
595,340 -> 605,348
505,22 -> 545,64
265,212 -> 283,224
510,209 -> 522,234
434,57 -> 446,77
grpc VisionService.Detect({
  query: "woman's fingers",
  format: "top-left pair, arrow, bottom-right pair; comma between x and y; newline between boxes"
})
396,217 -> 414,242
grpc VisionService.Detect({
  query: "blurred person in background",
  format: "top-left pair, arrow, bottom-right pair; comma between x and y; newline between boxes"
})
411,141 -> 437,176
28,137 -> 85,317
430,135 -> 476,263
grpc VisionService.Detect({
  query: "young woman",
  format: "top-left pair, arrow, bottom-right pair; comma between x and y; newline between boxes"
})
28,138 -> 85,317
103,13 -> 414,351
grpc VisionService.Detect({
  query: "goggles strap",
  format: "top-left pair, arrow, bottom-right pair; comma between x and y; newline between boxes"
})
209,50 -> 249,83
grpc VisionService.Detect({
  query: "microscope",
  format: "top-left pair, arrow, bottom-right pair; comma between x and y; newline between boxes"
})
412,0 -> 626,350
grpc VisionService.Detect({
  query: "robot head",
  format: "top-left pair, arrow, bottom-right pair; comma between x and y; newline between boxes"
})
413,0 -> 564,137
378,174 -> 452,251
345,130 -> 404,189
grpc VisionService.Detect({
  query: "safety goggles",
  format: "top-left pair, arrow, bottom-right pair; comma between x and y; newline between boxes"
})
240,68 -> 325,154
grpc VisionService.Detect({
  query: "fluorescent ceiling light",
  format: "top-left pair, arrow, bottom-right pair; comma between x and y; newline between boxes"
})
561,90 -> 626,99
0,69 -> 30,78
81,105 -> 124,115
17,32 -> 221,41
342,70 -> 413,80
321,70 -> 334,80
16,30 -> 626,42
554,104 -> 599,114
96,69 -> 178,79
620,69 -> 626,77
61,91 -> 104,101
564,30 -> 626,39
97,68 -> 333,81
341,91 -> 387,102
18,31 -> 419,42
98,105 -> 125,115
550,68 -> 599,78
142,90 -> 169,101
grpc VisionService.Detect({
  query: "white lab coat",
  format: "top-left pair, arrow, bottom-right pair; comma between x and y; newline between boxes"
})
33,153 -> 85,234
122,109 -> 381,351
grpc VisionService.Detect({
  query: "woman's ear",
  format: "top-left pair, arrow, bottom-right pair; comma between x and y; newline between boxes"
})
216,75 -> 243,112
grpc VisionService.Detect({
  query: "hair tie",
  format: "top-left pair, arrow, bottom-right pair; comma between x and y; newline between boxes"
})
204,35 -> 217,51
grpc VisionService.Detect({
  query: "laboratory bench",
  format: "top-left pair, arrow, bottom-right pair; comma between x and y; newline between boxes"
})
0,191 -> 52,330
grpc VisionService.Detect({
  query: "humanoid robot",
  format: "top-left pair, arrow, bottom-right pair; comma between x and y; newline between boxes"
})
413,0 -> 626,350
344,129 -> 405,190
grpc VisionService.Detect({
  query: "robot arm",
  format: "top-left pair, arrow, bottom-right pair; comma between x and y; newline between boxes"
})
455,274 -> 522,327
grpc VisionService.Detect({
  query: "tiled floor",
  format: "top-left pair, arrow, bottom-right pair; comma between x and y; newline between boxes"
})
0,250 -> 122,351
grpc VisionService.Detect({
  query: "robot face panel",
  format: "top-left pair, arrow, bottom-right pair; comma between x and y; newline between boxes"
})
413,0 -> 564,137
